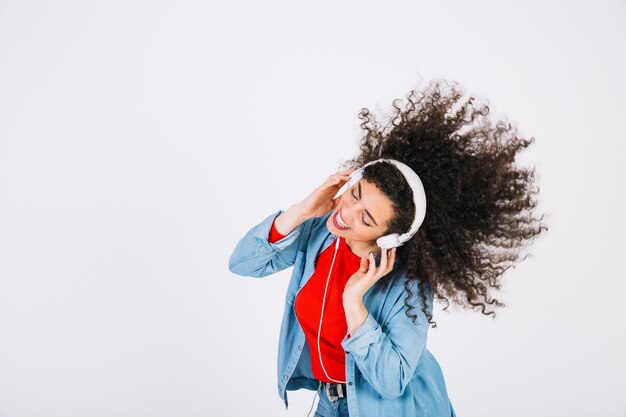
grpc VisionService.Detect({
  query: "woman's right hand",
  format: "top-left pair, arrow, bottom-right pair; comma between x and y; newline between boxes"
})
297,168 -> 357,218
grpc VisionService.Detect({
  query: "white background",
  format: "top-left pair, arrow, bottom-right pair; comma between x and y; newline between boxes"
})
1,1 -> 625,416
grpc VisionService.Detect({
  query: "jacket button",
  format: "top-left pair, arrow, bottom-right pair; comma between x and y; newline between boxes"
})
348,381 -> 353,385
297,345 -> 302,350
283,375 -> 288,380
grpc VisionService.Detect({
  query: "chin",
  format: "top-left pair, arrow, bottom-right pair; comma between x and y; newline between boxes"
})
326,216 -> 338,234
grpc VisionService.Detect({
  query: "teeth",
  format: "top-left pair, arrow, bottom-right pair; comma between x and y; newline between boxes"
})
337,211 -> 349,229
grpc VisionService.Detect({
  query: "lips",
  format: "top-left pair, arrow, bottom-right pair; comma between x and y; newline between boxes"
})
333,209 -> 350,230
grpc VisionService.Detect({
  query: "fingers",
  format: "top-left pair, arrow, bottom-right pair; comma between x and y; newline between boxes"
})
324,173 -> 352,192
378,248 -> 389,275
367,253 -> 376,276
338,168 -> 356,175
382,247 -> 395,273
388,247 -> 396,272
367,248 -> 396,281
359,257 -> 369,272
327,171 -> 352,185
323,176 -> 347,191
330,168 -> 356,182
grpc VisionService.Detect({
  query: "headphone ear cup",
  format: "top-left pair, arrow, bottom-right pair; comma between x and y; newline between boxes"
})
376,233 -> 402,249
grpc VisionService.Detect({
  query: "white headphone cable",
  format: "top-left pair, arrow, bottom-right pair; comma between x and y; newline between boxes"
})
306,380 -> 323,417
317,236 -> 346,384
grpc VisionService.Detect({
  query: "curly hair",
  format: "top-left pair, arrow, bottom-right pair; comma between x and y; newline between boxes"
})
338,78 -> 549,328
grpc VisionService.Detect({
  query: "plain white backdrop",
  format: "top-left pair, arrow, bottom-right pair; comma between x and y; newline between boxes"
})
1,1 -> 625,416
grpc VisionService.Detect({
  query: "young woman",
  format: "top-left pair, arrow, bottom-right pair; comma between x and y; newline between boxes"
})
228,79 -> 548,417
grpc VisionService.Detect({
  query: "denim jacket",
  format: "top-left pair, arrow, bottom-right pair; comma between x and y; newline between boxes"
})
228,208 -> 456,417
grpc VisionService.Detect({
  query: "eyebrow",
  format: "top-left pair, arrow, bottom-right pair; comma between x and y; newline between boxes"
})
358,182 -> 379,226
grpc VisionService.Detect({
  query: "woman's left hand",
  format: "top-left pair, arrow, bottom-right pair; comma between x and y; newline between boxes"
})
343,247 -> 396,303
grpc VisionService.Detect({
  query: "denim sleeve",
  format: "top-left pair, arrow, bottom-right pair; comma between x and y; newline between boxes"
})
228,209 -> 311,278
340,278 -> 433,400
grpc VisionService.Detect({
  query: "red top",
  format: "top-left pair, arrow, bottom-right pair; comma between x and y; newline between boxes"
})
268,218 -> 362,383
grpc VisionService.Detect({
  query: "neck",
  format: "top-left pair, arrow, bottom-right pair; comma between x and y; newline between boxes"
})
344,237 -> 380,259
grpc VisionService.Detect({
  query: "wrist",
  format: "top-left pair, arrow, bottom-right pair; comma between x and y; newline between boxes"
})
343,295 -> 364,306
289,203 -> 311,222
274,203 -> 310,237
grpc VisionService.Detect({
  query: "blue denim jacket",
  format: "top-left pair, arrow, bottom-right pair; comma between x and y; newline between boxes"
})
228,208 -> 456,417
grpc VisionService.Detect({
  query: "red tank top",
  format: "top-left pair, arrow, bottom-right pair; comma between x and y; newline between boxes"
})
268,217 -> 362,383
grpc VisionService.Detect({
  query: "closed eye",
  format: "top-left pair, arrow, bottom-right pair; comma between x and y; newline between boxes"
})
351,189 -> 371,226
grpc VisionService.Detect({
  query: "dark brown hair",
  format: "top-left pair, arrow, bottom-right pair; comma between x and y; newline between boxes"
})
340,78 -> 549,328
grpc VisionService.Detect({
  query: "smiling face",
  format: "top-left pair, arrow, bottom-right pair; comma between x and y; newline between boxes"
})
326,179 -> 396,247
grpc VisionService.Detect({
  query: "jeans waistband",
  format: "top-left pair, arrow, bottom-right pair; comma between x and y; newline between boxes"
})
319,381 -> 347,401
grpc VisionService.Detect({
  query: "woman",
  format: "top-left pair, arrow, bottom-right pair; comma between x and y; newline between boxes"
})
228,79 -> 548,417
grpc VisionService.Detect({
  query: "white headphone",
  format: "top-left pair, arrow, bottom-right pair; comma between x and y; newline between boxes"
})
332,158 -> 427,249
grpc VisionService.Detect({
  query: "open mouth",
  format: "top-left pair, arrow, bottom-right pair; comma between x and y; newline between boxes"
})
333,209 -> 350,230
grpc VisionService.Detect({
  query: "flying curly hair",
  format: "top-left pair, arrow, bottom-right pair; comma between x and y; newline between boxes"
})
338,78 -> 549,328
